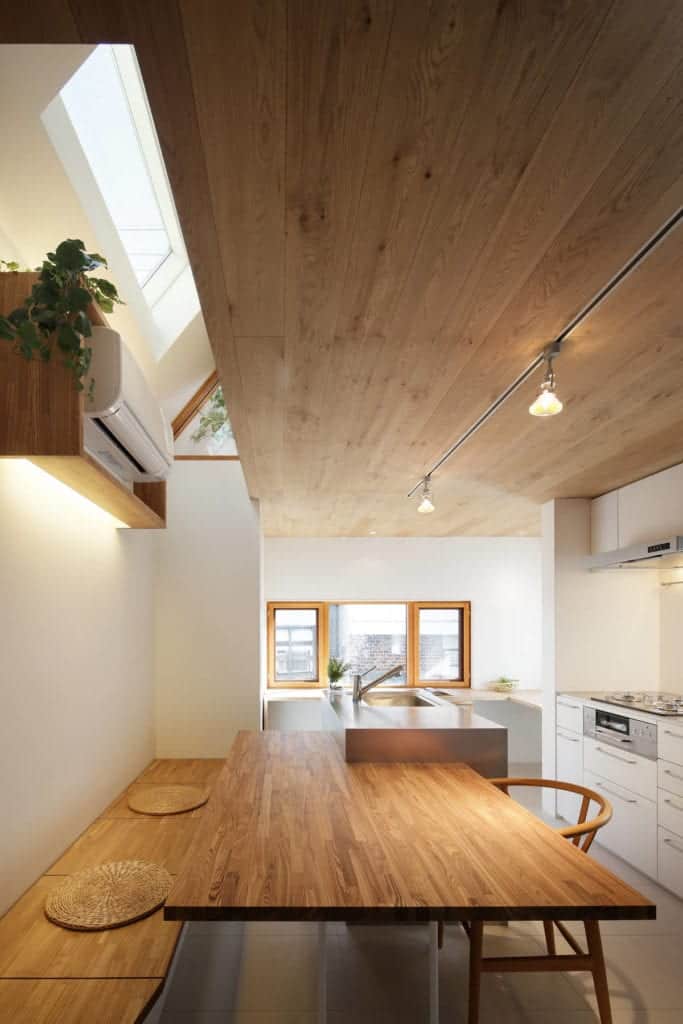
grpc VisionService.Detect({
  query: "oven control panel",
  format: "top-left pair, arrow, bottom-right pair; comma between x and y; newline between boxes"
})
583,706 -> 657,760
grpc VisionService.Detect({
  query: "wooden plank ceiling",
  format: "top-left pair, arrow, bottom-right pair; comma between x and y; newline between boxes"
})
3,1 -> 683,535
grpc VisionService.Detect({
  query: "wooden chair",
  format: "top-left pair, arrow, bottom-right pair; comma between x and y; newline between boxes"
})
457,778 -> 613,1024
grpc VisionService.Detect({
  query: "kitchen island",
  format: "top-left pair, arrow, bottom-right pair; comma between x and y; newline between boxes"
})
322,689 -> 508,775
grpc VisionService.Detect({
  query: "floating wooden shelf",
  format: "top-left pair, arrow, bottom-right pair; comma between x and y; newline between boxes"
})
0,272 -> 166,529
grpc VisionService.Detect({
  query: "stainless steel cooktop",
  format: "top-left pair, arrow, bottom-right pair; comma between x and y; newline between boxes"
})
590,691 -> 683,716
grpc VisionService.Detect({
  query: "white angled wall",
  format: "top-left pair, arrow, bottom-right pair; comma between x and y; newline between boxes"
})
264,536 -> 542,690
154,461 -> 262,756
0,461 -> 155,916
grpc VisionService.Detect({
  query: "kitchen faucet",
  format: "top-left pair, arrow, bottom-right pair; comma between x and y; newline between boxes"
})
352,664 -> 404,702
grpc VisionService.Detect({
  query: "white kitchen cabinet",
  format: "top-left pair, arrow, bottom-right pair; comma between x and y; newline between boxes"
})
584,737 -> 657,802
556,727 -> 583,822
585,769 -> 657,879
659,758 -> 683,799
556,697 -> 584,736
658,827 -> 683,898
658,789 -> 683,839
659,723 -> 683,767
590,492 -> 619,554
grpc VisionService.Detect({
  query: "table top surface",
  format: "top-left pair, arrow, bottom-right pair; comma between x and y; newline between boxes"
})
164,731 -> 654,923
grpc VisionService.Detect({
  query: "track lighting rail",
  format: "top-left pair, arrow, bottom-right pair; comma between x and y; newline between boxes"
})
408,206 -> 683,502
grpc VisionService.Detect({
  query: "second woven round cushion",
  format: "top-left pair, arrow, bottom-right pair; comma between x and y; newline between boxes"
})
127,784 -> 209,816
45,860 -> 173,931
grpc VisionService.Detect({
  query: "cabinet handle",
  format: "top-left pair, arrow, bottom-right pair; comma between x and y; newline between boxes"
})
663,837 -> 683,856
595,746 -> 637,765
558,734 -> 580,743
664,768 -> 683,782
664,798 -> 683,812
664,729 -> 683,739
560,702 -> 581,710
595,782 -> 637,804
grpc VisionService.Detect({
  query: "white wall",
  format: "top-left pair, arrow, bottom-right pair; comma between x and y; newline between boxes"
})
154,461 -> 262,756
0,460 -> 155,916
542,498 -> 661,784
591,461 -> 683,695
264,536 -> 542,690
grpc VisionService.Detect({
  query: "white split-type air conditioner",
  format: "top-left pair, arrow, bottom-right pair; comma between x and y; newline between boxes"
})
83,326 -> 173,484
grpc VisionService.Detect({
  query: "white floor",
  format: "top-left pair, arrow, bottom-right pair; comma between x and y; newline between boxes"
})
156,765 -> 683,1023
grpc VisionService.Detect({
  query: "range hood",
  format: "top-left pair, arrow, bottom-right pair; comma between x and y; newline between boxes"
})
587,536 -> 683,570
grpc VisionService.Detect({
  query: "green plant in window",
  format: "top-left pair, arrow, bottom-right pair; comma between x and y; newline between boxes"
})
327,656 -> 351,689
191,385 -> 234,447
0,239 -> 123,392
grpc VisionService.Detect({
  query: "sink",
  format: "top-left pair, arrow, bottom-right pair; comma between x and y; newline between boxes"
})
362,691 -> 436,708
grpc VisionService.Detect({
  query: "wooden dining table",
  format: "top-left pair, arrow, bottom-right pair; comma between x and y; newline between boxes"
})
165,731 -> 655,1023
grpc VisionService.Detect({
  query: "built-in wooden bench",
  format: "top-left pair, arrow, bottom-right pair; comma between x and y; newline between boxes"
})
0,759 -> 225,1023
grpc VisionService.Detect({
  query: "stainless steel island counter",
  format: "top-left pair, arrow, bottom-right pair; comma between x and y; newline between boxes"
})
322,689 -> 507,776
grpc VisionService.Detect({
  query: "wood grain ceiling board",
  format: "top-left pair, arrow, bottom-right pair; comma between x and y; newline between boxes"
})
2,1 -> 682,536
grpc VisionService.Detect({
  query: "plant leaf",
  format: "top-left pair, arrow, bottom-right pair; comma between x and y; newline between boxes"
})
57,322 -> 80,354
0,316 -> 16,340
67,285 -> 92,313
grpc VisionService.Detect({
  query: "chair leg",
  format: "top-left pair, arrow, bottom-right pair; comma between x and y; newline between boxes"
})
468,920 -> 484,1024
437,920 -> 444,949
585,920 -> 612,1024
543,920 -> 556,955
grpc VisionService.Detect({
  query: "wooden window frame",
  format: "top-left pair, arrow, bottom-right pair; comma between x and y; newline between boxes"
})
410,602 -> 471,689
267,602 -> 327,689
266,600 -> 471,689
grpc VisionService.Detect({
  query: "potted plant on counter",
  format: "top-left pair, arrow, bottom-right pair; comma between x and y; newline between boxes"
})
327,657 -> 351,691
0,239 -> 123,394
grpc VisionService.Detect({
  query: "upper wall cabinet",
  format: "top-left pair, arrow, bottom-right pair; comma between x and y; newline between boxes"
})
0,272 -> 165,528
591,464 -> 683,553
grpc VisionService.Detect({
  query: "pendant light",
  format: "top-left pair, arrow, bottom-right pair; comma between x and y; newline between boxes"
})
529,348 -> 563,417
417,475 -> 435,515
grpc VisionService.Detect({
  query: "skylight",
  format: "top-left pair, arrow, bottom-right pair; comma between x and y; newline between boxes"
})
61,47 -> 171,287
43,45 -> 201,359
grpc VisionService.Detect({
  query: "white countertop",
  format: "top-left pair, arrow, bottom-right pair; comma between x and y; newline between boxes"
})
264,686 -> 543,710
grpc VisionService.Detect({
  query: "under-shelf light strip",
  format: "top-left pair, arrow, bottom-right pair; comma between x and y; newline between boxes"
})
408,204 -> 683,501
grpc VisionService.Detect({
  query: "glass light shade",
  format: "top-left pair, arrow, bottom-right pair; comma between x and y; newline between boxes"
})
529,386 -> 563,417
417,493 -> 435,515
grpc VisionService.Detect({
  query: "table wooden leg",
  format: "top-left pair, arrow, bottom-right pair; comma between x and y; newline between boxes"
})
318,921 -> 327,1024
429,921 -> 440,1024
585,920 -> 612,1024
468,920 -> 484,1024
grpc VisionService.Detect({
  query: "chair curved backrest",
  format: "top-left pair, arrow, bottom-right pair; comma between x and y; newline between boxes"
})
488,777 -> 613,853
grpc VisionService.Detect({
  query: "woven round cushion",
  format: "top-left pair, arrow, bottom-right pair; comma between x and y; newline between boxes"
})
45,860 -> 172,931
127,785 -> 209,816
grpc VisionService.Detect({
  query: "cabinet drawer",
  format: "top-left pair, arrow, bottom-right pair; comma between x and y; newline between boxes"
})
659,724 -> 683,768
556,728 -> 583,823
584,737 -> 657,801
658,827 -> 683,898
658,758 -> 683,799
556,698 -> 583,735
658,789 -> 683,839
584,770 -> 657,879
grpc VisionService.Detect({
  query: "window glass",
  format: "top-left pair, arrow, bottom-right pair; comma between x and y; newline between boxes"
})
418,607 -> 461,680
329,604 -> 407,685
60,46 -> 171,286
274,608 -> 318,682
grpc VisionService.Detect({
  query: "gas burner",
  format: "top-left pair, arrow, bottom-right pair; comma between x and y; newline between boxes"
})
590,691 -> 683,715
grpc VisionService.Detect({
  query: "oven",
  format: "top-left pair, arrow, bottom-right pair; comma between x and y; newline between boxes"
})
583,705 -> 657,761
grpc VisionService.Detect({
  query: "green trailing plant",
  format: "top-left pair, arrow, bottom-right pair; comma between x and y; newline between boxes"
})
327,656 -> 351,686
0,239 -> 123,391
191,385 -> 233,445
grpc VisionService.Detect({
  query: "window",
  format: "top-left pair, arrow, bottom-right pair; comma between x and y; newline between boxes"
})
266,601 -> 470,688
411,603 -> 470,686
43,44 -> 201,359
268,604 -> 325,687
329,603 -> 407,685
